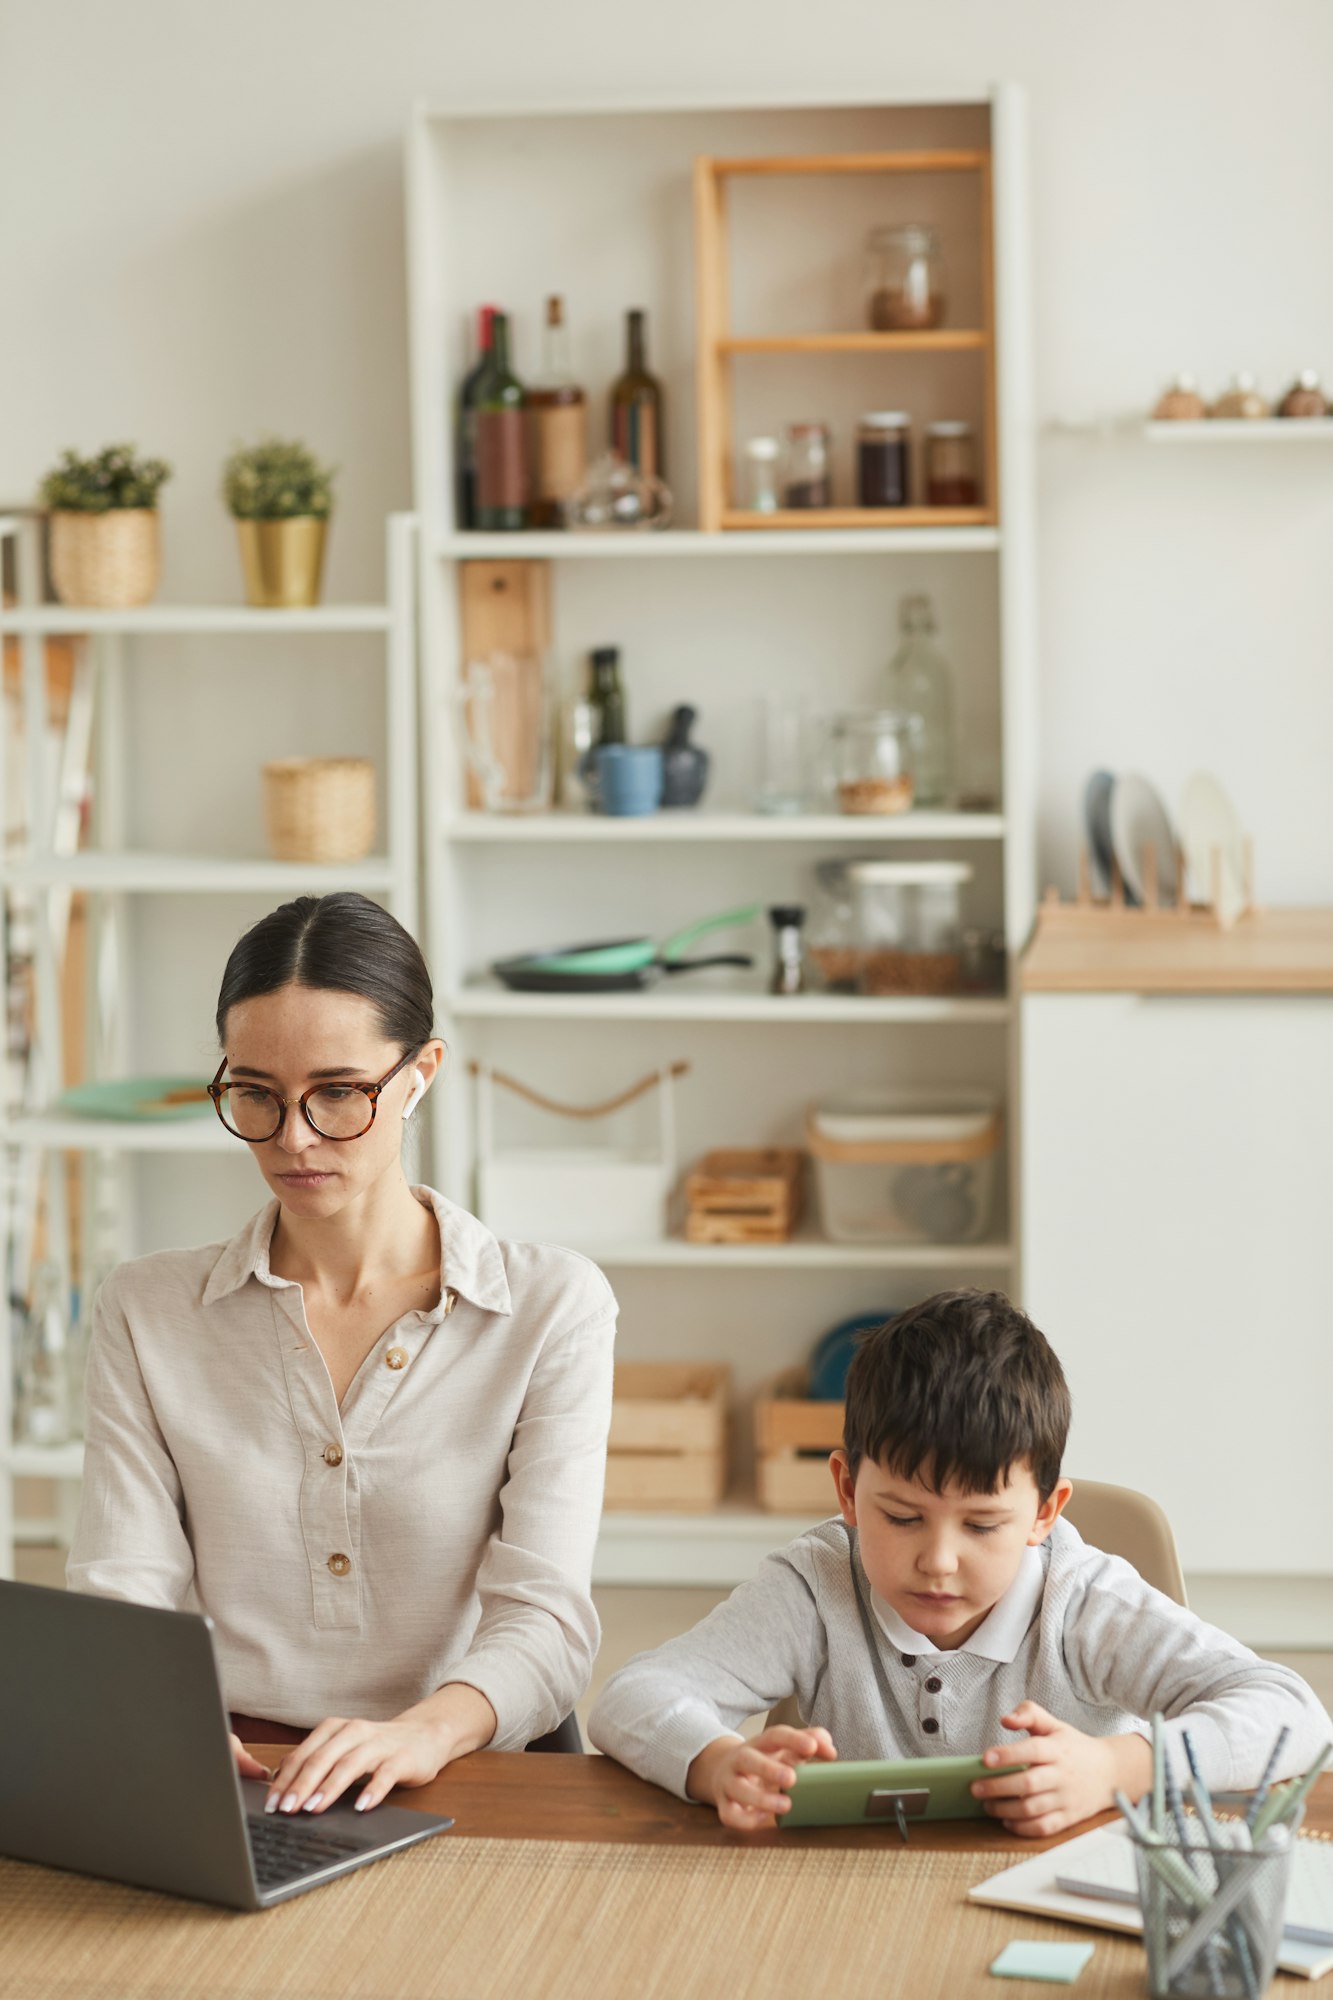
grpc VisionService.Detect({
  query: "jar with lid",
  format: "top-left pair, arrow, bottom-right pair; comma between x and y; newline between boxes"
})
848,859 -> 971,996
857,413 -> 910,508
865,225 -> 945,332
808,859 -> 860,990
925,422 -> 978,506
829,710 -> 914,816
1277,369 -> 1329,418
782,423 -> 832,508
741,436 -> 781,512
1152,372 -> 1208,421
1211,372 -> 1270,419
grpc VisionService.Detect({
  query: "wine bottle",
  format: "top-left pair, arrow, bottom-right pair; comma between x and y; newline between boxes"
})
588,647 -> 626,745
475,311 -> 529,532
528,295 -> 587,529
456,304 -> 497,529
609,309 -> 665,481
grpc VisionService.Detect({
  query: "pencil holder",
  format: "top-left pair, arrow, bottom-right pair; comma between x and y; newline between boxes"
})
1130,1817 -> 1298,1999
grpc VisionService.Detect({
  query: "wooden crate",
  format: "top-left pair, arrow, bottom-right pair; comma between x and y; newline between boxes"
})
755,1368 -> 844,1513
604,1362 -> 729,1512
684,1147 -> 805,1244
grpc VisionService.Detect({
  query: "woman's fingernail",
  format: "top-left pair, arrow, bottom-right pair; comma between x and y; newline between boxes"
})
354,1794 -> 371,1812
280,1792 -> 298,1813
303,1794 -> 324,1812
264,1793 -> 279,1814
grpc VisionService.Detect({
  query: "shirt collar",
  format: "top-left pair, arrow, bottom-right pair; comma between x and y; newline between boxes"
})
201,1184 -> 513,1318
870,1543 -> 1046,1663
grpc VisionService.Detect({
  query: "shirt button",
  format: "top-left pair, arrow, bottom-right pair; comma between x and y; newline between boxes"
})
925,1676 -> 942,1694
323,1443 -> 343,1467
327,1552 -> 351,1576
922,1716 -> 940,1735
385,1346 -> 407,1370
901,1655 -> 916,1668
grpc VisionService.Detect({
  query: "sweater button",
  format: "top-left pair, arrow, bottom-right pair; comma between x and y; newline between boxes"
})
901,1654 -> 916,1667
922,1716 -> 940,1735
925,1676 -> 942,1694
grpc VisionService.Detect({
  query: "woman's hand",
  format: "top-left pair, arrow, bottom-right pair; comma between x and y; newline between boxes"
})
264,1683 -> 498,1816
687,1725 -> 837,1832
229,1734 -> 274,1782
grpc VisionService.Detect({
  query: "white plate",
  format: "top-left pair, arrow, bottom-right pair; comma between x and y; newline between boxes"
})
1180,771 -> 1246,925
1109,773 -> 1179,906
1083,770 -> 1116,896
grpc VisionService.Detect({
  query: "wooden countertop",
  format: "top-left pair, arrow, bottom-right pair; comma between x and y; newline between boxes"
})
1021,903 -> 1333,995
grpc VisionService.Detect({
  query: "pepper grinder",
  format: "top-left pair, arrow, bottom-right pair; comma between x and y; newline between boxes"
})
661,704 -> 710,808
768,905 -> 808,995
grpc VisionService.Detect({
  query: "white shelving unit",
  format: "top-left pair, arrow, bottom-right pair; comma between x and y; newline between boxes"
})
408,90 -> 1037,1586
0,514 -> 420,1575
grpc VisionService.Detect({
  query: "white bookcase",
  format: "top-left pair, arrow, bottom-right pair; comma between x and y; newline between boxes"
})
408,88 -> 1037,1586
0,513 -> 420,1575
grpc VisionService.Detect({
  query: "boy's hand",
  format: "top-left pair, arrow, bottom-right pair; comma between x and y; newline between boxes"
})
687,1725 -> 837,1832
972,1700 -> 1153,1838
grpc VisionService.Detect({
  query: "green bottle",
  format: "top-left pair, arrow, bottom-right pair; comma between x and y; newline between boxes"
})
588,647 -> 626,745
474,312 -> 529,531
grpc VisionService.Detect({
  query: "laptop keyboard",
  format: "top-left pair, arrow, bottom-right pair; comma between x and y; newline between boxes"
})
246,1811 -> 368,1890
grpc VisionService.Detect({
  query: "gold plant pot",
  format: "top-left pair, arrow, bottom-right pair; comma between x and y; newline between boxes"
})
235,516 -> 328,609
49,509 -> 160,608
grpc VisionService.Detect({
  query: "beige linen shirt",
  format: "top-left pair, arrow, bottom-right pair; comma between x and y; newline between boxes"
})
67,1187 -> 617,1747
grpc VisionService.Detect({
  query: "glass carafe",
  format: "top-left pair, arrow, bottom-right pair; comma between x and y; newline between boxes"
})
885,593 -> 955,809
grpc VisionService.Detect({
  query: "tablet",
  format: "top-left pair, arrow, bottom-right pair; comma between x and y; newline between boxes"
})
781,1753 -> 1025,1830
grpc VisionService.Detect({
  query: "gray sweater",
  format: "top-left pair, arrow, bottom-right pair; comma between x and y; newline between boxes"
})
589,1517 -> 1331,1801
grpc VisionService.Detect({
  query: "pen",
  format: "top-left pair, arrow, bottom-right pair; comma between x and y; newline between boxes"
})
1244,1724 -> 1290,1833
1152,1712 -> 1165,1837
1250,1739 -> 1333,1847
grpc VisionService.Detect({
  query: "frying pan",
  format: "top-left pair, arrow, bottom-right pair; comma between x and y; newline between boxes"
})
493,906 -> 759,993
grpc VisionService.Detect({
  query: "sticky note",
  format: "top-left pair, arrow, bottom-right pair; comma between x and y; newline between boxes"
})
989,1939 -> 1095,1984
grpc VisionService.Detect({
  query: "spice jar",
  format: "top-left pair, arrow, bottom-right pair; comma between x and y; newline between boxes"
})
830,710 -> 914,816
925,422 -> 978,506
848,859 -> 971,996
1152,373 -> 1208,421
782,423 -> 832,508
1278,369 -> 1329,419
857,413 -> 910,508
865,225 -> 945,332
741,436 -> 781,512
1211,372 -> 1270,420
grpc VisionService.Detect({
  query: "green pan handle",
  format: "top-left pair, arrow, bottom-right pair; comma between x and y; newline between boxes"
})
660,906 -> 762,964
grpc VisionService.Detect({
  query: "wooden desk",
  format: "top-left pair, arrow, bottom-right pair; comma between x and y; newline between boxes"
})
2,1753 -> 1327,2000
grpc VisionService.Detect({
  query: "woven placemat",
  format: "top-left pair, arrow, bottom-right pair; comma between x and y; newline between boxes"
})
0,1835 -> 1273,2000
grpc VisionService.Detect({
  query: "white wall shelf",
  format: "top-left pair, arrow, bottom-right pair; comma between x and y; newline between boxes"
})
0,604 -> 394,635
5,854 -> 398,893
7,1116 -> 234,1153
447,811 -> 1005,843
594,1501 -> 825,1587
449,984 -> 1010,1024
574,1235 -> 1013,1270
1143,420 -> 1333,444
437,528 -> 1002,559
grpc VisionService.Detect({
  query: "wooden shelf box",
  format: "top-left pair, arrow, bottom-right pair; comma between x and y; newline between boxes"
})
694,148 -> 999,533
684,1146 -> 806,1243
755,1367 -> 844,1513
604,1362 -> 730,1512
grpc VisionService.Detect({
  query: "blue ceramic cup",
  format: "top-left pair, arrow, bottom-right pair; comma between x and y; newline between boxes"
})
587,744 -> 664,816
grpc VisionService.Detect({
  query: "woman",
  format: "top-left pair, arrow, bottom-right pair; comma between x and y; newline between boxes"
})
68,893 -> 616,1817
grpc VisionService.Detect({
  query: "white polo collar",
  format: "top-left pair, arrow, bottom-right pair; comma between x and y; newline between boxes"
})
870,1543 -> 1046,1662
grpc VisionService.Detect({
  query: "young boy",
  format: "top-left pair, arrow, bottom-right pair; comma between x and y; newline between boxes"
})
589,1290 -> 1331,1834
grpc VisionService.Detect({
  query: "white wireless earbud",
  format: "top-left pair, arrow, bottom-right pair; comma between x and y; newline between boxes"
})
402,1068 -> 427,1120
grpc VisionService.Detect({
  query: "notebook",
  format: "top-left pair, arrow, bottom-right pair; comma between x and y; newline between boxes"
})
968,1821 -> 1333,1982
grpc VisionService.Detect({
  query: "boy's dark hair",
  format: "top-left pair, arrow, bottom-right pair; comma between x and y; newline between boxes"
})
842,1289 -> 1070,1500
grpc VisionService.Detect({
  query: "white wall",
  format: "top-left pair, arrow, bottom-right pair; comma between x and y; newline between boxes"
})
5,0 -> 1331,901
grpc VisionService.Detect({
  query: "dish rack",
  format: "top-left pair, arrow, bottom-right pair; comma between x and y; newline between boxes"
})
1041,839 -> 1257,934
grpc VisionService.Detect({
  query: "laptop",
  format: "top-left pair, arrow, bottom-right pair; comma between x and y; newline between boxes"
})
0,1580 -> 453,1909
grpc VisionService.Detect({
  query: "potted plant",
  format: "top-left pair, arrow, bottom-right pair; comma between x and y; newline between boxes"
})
222,437 -> 336,608
38,444 -> 171,608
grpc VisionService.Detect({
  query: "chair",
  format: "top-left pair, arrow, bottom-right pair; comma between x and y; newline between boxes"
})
525,1713 -> 583,1754
765,1476 -> 1186,1728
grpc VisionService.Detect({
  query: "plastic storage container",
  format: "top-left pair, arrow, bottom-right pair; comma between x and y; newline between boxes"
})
807,1087 -> 1001,1244
849,858 -> 970,994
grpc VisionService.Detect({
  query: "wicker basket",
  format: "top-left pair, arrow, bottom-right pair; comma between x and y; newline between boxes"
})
48,509 -> 160,608
262,758 -> 376,863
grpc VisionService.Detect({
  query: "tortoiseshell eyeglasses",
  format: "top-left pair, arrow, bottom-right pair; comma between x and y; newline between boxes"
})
208,1048 -> 417,1143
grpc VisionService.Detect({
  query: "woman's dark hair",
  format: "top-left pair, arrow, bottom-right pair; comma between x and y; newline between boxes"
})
215,894 -> 434,1052
842,1289 -> 1071,1501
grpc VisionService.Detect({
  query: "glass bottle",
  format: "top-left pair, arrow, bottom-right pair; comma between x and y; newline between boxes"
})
588,646 -> 626,746
474,311 -> 529,531
528,295 -> 588,529
455,303 -> 497,529
885,593 -> 955,809
610,309 -> 665,481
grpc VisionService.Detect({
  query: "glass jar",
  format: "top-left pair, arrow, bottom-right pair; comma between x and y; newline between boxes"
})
808,859 -> 860,990
925,422 -> 978,506
857,413 -> 910,507
741,436 -> 781,512
865,225 -> 945,332
782,423 -> 832,508
885,593 -> 955,808
830,710 -> 914,816
848,860 -> 971,996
